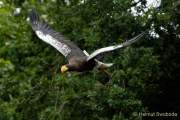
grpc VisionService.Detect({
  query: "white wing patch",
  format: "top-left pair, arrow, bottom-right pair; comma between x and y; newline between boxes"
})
83,50 -> 90,56
87,45 -> 123,61
87,32 -> 146,61
36,31 -> 71,57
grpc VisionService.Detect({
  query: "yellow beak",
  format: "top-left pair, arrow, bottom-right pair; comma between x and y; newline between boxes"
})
61,65 -> 69,73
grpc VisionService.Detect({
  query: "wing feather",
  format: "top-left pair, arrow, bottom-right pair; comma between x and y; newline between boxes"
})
29,10 -> 85,59
87,31 -> 146,61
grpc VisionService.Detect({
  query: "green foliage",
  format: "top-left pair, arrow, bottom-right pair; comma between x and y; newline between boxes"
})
0,0 -> 179,120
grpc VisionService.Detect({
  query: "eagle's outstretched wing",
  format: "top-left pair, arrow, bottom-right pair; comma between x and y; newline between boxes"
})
29,10 -> 86,60
87,31 -> 146,61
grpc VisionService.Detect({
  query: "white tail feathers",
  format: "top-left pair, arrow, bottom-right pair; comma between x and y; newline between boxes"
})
95,59 -> 114,69
102,63 -> 114,67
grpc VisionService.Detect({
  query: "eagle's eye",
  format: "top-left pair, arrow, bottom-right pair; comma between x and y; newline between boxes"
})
61,65 -> 69,73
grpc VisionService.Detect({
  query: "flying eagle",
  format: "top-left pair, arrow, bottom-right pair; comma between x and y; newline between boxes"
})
29,10 -> 146,74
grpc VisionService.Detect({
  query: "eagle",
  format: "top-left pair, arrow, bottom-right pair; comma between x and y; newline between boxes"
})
29,10 -> 146,74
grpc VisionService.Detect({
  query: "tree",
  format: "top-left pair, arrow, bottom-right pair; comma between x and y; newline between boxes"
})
1,0 -> 179,120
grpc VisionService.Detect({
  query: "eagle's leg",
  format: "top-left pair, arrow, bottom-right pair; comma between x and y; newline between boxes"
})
98,69 -> 112,84
104,69 -> 112,79
103,69 -> 112,80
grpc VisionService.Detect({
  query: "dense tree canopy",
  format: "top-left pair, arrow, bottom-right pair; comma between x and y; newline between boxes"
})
0,0 -> 179,119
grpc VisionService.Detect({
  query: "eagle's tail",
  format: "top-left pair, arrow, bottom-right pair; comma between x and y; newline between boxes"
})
95,60 -> 114,69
